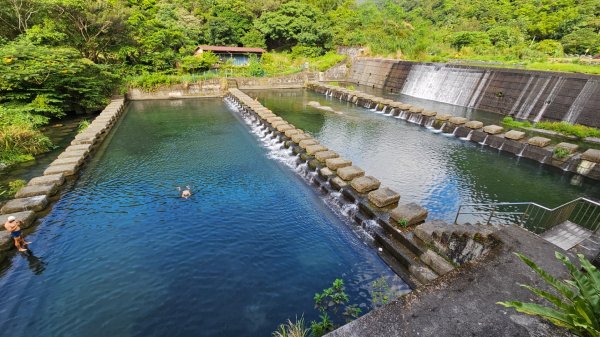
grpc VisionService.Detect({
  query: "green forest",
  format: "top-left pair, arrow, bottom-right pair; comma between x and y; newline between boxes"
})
1,0 -> 599,168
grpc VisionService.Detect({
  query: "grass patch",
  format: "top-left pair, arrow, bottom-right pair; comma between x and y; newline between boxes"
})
535,121 -> 600,138
553,147 -> 571,159
77,120 -> 90,133
7,179 -> 27,197
502,117 -> 531,128
0,109 -> 53,167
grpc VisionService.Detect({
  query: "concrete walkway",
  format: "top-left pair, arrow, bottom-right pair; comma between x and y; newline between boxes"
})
542,220 -> 593,250
326,226 -> 572,337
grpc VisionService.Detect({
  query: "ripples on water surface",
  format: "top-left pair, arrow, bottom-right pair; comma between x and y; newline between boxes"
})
0,98 -> 405,337
249,89 -> 600,223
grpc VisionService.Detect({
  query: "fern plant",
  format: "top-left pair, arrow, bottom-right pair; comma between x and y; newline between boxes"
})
498,252 -> 600,337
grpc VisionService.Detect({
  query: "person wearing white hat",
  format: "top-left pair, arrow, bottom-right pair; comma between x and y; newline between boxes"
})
3,216 -> 29,252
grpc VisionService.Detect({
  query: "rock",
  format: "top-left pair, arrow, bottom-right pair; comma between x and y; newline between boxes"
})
555,142 -> 579,154
420,250 -> 454,276
58,149 -> 88,159
270,120 -> 287,128
299,139 -> 319,149
449,117 -> 468,125
1,196 -> 48,214
504,130 -> 526,140
581,149 -> 600,163
465,121 -> 483,129
483,125 -> 504,135
528,136 -> 551,147
291,134 -> 311,143
390,202 -> 428,227
368,187 -> 401,208
330,176 -> 348,190
337,166 -> 365,181
284,129 -> 303,138
315,150 -> 339,162
350,176 -> 381,193
28,173 -> 65,186
44,163 -> 79,176
436,114 -> 452,121
15,183 -> 59,198
306,144 -> 328,155
0,230 -> 13,251
421,110 -> 437,117
326,157 -> 352,170
0,211 -> 36,229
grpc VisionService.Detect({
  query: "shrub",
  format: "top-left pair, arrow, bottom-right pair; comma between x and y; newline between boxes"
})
8,179 -> 27,197
247,54 -> 265,77
502,116 -> 532,128
498,252 -> 600,337
561,29 -> 600,55
77,120 -> 90,133
535,121 -> 600,139
553,147 -> 571,159
272,316 -> 309,337
450,31 -> 491,50
534,40 -> 564,57
179,52 -> 219,73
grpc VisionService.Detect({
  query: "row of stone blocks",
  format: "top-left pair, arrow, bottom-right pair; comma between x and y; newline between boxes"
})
0,99 -> 126,256
227,88 -> 454,287
307,82 -> 600,181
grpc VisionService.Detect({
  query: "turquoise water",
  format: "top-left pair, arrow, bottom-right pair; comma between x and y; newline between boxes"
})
0,99 -> 404,336
248,89 -> 600,223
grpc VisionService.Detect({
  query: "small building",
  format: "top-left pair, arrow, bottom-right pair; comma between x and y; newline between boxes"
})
193,45 -> 266,66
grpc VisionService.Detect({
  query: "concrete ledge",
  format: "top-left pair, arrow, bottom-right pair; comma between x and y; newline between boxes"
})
465,120 -> 483,129
504,130 -> 526,140
315,150 -> 339,162
368,188 -> 401,208
350,176 -> 381,193
390,202 -> 428,226
528,136 -> 551,147
581,149 -> 600,163
292,134 -> 311,143
50,156 -> 84,167
483,125 -> 504,135
306,144 -> 328,155
299,139 -> 319,149
1,196 -> 48,214
449,117 -> 468,125
337,166 -> 365,181
326,157 -> 352,170
58,149 -> 88,159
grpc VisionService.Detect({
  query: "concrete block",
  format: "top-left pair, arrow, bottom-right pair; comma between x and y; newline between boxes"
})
299,139 -> 318,149
58,149 -> 88,159
291,134 -> 311,143
284,129 -> 303,138
436,114 -> 452,121
44,163 -> 79,176
449,117 -> 468,125
409,106 -> 424,113
391,202 -> 428,227
421,110 -> 437,117
66,144 -> 92,153
266,116 -> 283,124
555,142 -> 579,154
420,250 -> 454,276
28,173 -> 65,186
50,156 -> 83,167
337,166 -> 365,181
305,145 -> 328,156
368,187 -> 401,208
15,183 -> 59,198
465,121 -> 483,129
319,167 -> 334,178
581,149 -> 600,163
315,150 -> 339,162
350,176 -> 381,193
276,124 -> 294,132
504,130 -> 526,140
326,157 -> 352,170
483,125 -> 504,135
528,136 -> 551,147
1,196 -> 48,214
270,120 -> 287,128
330,176 -> 348,190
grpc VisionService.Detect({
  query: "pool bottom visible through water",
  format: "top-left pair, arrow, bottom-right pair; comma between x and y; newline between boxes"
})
0,98 -> 406,337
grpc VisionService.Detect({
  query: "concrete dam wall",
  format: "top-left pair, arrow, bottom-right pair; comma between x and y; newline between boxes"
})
348,58 -> 600,128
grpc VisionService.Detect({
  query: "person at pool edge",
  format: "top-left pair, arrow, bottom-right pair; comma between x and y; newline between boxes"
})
3,216 -> 30,252
177,186 -> 192,199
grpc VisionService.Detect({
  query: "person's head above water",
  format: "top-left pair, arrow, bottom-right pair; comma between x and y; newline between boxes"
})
7,216 -> 16,223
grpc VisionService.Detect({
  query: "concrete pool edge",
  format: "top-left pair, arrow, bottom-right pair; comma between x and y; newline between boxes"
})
307,82 -> 600,181
225,88 -> 465,289
0,99 -> 127,260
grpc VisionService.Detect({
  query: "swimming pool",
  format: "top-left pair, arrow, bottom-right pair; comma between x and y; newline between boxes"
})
0,98 -> 404,336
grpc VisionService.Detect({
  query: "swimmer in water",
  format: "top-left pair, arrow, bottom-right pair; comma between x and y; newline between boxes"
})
177,186 -> 192,199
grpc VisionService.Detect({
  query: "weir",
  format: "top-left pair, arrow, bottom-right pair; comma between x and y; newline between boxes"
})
306,82 -> 600,182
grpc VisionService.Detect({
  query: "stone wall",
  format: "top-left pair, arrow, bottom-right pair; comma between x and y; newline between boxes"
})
347,58 -> 600,128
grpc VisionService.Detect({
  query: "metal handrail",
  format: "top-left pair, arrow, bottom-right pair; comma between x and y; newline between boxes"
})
454,197 -> 600,234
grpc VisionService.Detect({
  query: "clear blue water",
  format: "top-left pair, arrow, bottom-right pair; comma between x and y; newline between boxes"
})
0,99 -> 404,337
248,89 -> 600,223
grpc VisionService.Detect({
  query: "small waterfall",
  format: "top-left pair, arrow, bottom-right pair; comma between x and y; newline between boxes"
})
325,89 -> 330,97
510,77 -> 534,117
467,71 -> 491,108
460,130 -> 474,141
451,127 -> 459,137
381,106 -> 388,114
388,108 -> 396,116
563,79 -> 598,124
517,144 -> 528,157
533,77 -> 566,123
401,64 -> 487,106
479,134 -> 489,145
563,160 -> 577,172
432,122 -> 446,133
515,77 -> 552,120
497,141 -> 505,151
425,118 -> 435,129
396,111 -> 409,120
